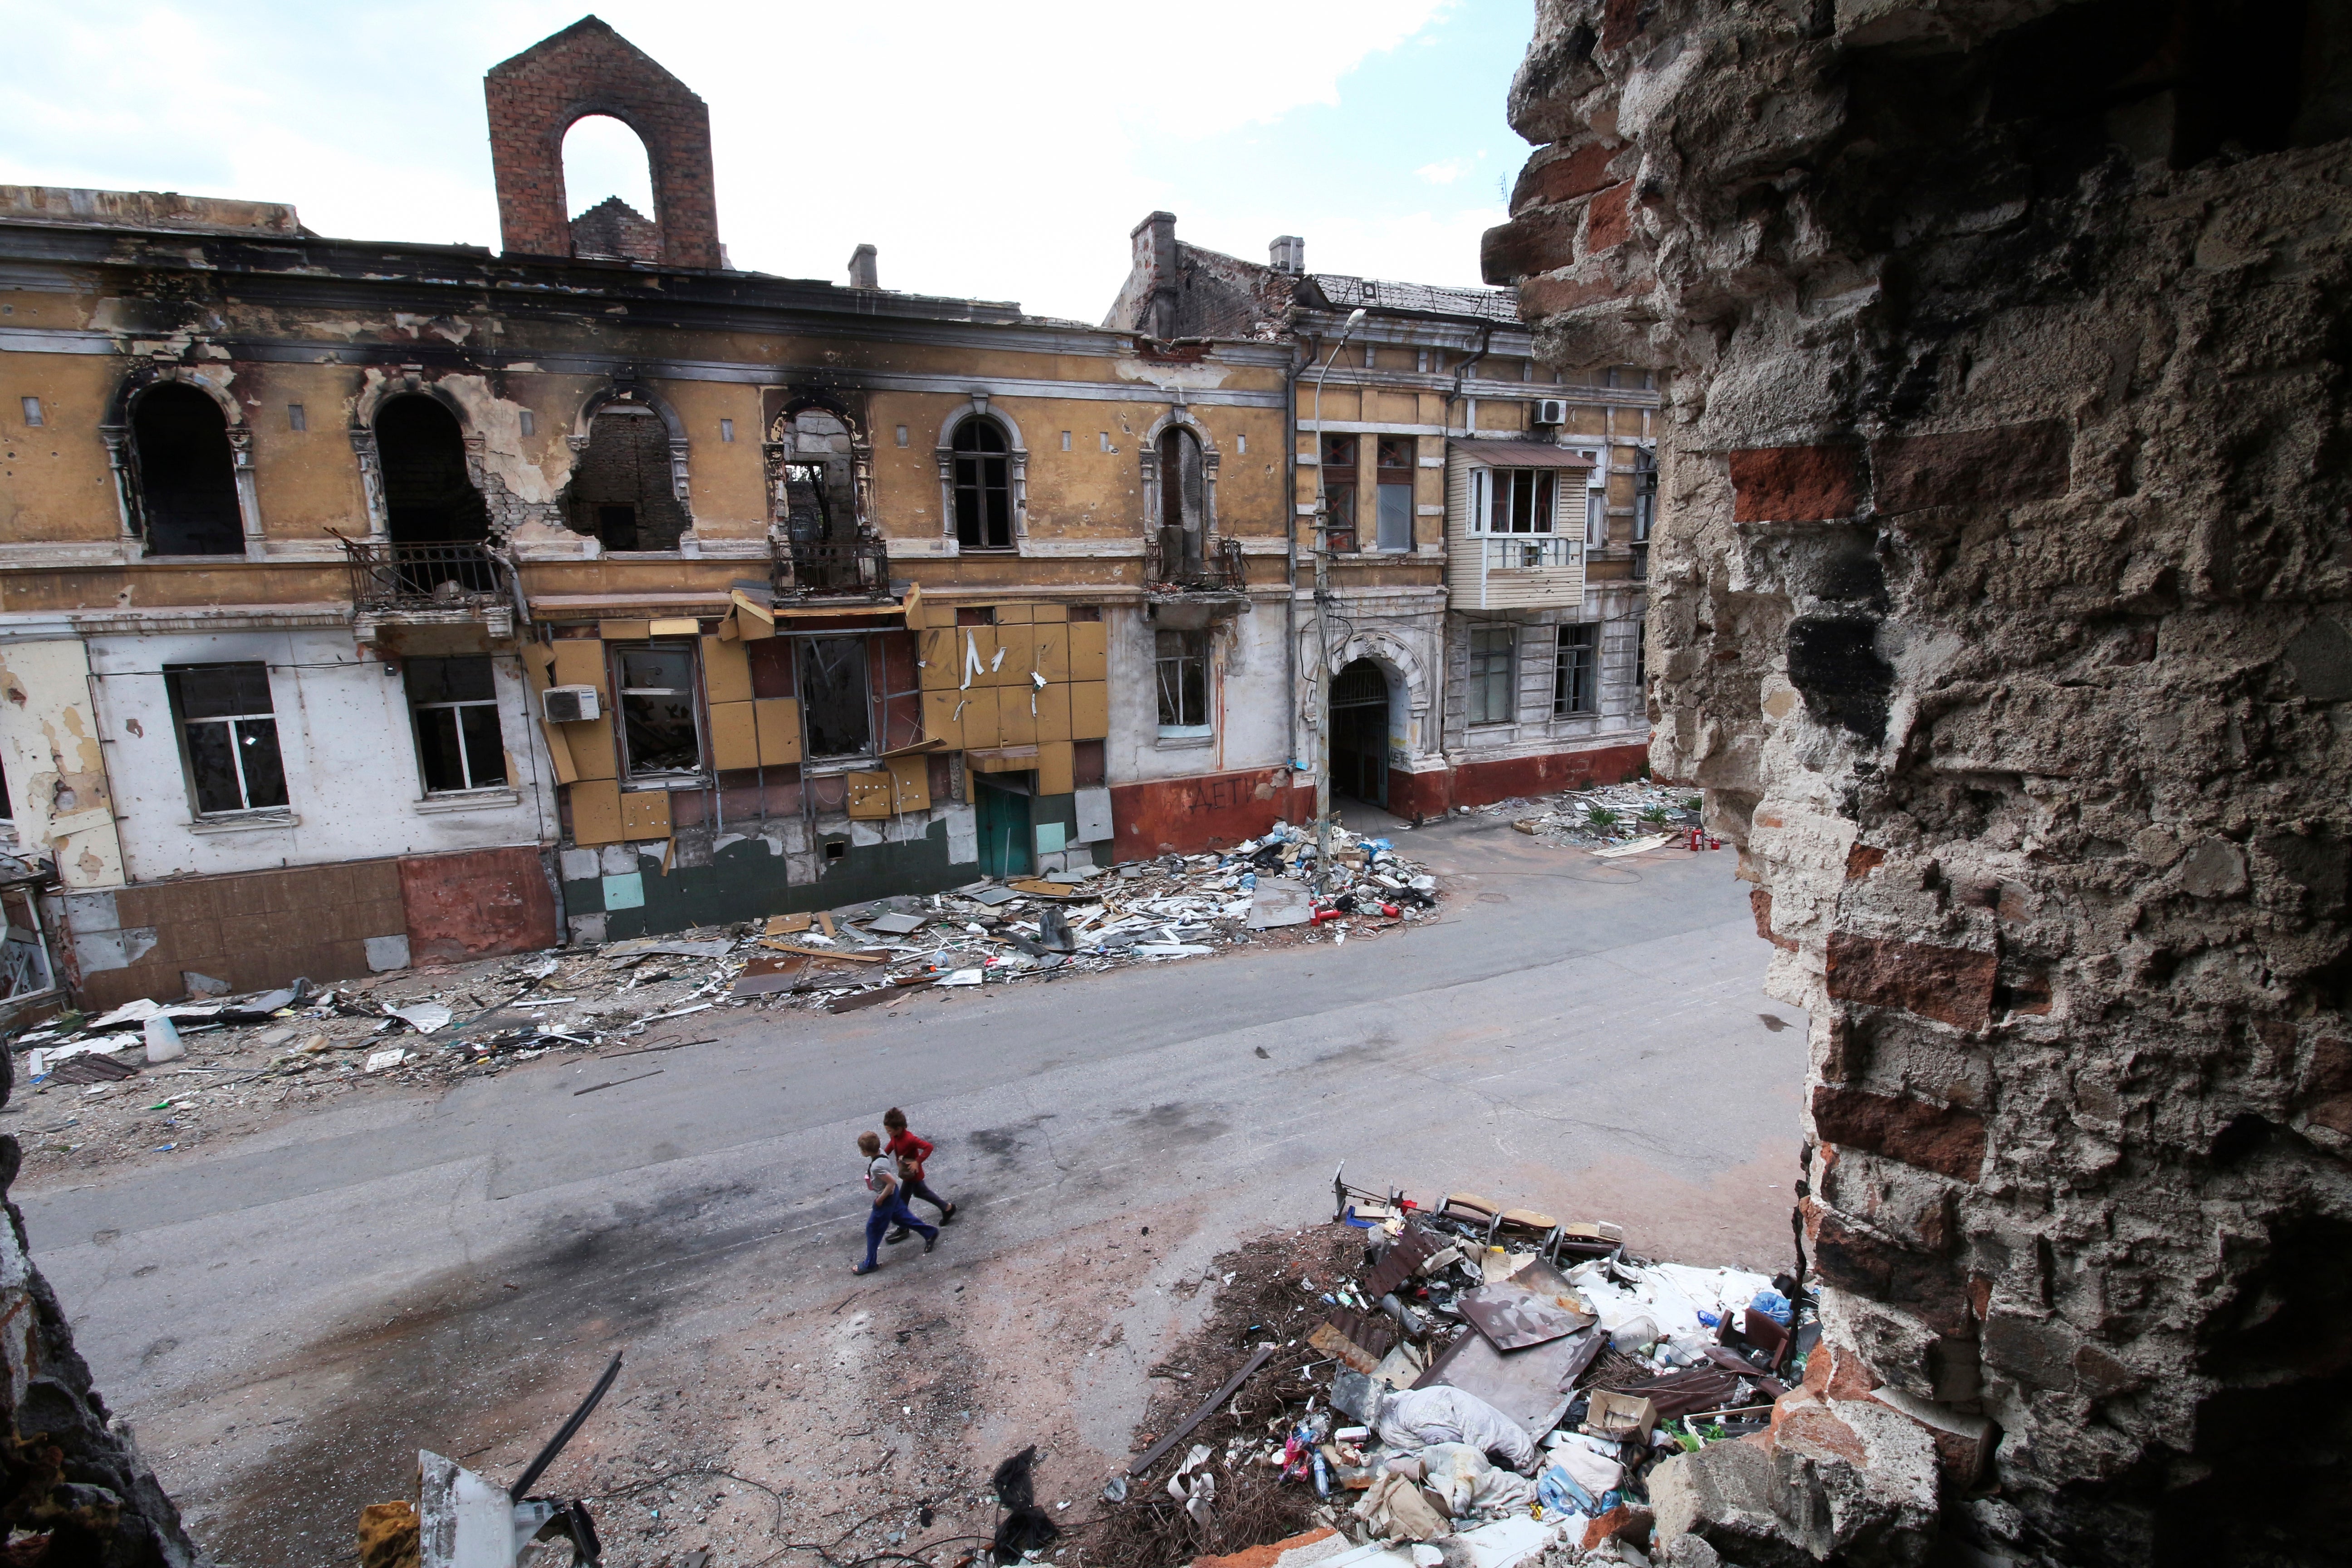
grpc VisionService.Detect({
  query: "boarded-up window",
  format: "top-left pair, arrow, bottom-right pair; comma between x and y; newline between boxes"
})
799,637 -> 872,759
166,662 -> 288,815
1468,627 -> 1516,725
407,656 -> 509,793
569,406 -> 688,551
132,384 -> 243,555
1156,629 -> 1210,733
952,418 -> 1014,550
378,396 -> 492,544
616,643 -> 702,776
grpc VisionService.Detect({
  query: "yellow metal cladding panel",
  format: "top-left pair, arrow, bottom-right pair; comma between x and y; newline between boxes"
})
562,716 -> 618,780
1030,602 -> 1069,623
845,770 -> 895,819
1038,741 -> 1075,797
919,628 -> 960,690
1031,625 -> 1071,683
921,687 -> 963,749
1033,681 -> 1071,743
1067,681 -> 1108,740
885,755 -> 932,813
709,700 -> 760,770
702,635 -> 753,704
957,686 -> 1002,749
569,779 -> 625,846
622,789 -> 673,840
1000,686 -> 1039,748
995,601 -> 1034,625
552,640 -> 609,694
600,619 -> 652,641
755,698 -> 803,765
1068,623 -> 1108,683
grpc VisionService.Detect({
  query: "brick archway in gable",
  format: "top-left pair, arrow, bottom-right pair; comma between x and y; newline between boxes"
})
484,16 -> 721,269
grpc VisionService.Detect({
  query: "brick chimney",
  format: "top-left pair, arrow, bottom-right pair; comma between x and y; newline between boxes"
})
1132,211 -> 1179,339
1269,235 -> 1305,274
848,243 -> 878,289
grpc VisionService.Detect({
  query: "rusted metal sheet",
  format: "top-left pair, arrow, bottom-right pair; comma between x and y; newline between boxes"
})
399,846 -> 559,965
1414,1322 -> 1602,1440
1456,1279 -> 1597,1352
1364,1226 -> 1447,1298
731,953 -> 806,996
1307,1308 -> 1398,1373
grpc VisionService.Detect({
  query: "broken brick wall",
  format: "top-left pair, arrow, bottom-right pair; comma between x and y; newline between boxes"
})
1499,1 -> 2352,1562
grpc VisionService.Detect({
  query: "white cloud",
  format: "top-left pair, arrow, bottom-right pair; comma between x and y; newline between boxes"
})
1417,158 -> 1473,184
0,0 -> 1487,320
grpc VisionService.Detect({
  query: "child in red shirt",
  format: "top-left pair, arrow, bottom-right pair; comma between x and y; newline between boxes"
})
883,1107 -> 956,1244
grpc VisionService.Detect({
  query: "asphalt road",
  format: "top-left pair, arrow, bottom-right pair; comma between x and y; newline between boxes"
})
15,815 -> 1807,1563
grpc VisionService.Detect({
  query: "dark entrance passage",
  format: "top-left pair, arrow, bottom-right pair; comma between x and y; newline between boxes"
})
1330,659 -> 1391,808
975,773 -> 1034,878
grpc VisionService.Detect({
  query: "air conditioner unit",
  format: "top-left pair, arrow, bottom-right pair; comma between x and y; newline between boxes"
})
542,685 -> 601,724
1534,398 -> 1568,426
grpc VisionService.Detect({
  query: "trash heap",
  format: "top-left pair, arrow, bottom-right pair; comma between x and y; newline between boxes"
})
1113,1171 -> 1812,1568
1487,784 -> 1712,853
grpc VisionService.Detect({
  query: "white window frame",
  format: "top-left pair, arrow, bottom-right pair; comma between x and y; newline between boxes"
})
1155,628 -> 1214,740
615,640 -> 707,783
1466,626 -> 1517,727
407,658 -> 508,796
1468,466 -> 1558,536
166,663 -> 289,818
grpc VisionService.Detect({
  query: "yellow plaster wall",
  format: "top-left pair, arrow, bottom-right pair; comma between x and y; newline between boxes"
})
0,638 -> 124,887
0,353 -> 125,544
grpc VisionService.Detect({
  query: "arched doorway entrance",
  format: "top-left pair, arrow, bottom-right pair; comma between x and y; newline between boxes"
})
1330,659 -> 1391,808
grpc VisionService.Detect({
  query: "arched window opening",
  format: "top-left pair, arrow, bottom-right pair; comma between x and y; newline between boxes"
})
569,406 -> 687,551
132,383 -> 242,555
1330,657 -> 1391,808
952,419 -> 1013,551
377,396 -> 491,544
1157,426 -> 1205,573
564,115 -> 659,261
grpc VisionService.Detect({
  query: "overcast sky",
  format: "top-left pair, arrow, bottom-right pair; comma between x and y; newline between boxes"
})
1,2 -> 1534,323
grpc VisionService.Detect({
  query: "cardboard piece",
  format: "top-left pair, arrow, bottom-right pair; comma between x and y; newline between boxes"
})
570,779 -> 625,846
622,790 -> 673,840
1583,1391 -> 1659,1443
1068,681 -> 1109,740
702,635 -> 753,705
755,698 -> 803,765
709,700 -> 760,771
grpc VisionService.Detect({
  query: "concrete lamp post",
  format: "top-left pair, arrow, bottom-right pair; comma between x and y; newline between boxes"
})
1308,307 -> 1368,897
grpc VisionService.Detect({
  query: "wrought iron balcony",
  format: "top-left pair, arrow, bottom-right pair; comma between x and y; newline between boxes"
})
342,538 -> 507,613
772,534 -> 891,601
1144,534 -> 1247,595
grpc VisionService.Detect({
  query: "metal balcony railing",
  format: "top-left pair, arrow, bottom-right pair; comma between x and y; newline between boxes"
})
1145,534 -> 1246,594
342,538 -> 506,612
773,534 -> 891,600
1481,535 -> 1579,571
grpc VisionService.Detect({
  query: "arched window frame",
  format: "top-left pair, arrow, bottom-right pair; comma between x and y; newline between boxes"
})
1137,407 -> 1221,546
566,377 -> 695,550
764,393 -> 873,539
99,365 -> 265,559
349,375 -> 489,544
934,396 -> 1027,554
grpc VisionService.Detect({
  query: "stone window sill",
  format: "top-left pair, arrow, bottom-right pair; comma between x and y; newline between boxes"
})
186,811 -> 299,835
414,789 -> 521,815
1156,730 -> 1215,750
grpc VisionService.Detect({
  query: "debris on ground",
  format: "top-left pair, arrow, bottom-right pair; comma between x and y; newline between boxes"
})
1489,785 -> 1711,850
1090,1167 -> 1813,1568
0,833 -> 1446,1175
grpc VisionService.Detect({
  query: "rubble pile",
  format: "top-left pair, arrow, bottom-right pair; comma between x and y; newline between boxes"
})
1109,1173 -> 1809,1568
2,829 -> 1444,1168
1493,786 -> 1705,851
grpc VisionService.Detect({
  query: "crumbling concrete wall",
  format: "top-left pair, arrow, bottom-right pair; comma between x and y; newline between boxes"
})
1494,2 -> 2352,1561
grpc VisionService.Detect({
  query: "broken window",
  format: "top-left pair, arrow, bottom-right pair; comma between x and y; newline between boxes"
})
1632,450 -> 1657,542
1467,627 -> 1517,726
377,395 -> 491,544
132,383 -> 243,555
1376,436 -> 1414,552
1554,623 -> 1598,716
952,418 -> 1014,550
798,637 -> 873,759
1156,629 -> 1210,734
1586,489 -> 1607,548
166,662 -> 288,816
1157,426 -> 1206,572
1477,467 -> 1557,534
568,405 -> 687,551
616,643 -> 702,778
407,656 -> 508,794
1320,433 -> 1358,553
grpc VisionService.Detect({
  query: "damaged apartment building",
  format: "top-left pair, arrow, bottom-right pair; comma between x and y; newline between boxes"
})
0,16 -> 1658,1009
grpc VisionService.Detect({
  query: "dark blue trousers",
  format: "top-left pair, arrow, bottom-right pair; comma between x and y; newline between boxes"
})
863,1195 -> 936,1266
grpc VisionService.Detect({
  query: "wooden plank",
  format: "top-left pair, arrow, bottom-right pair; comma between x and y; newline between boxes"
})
1127,1343 -> 1274,1477
758,940 -> 886,963
816,911 -> 837,938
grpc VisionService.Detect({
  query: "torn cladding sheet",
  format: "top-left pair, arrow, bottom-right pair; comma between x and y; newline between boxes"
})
1415,1258 -> 1604,1440
1456,1276 -> 1599,1352
1247,876 -> 1313,930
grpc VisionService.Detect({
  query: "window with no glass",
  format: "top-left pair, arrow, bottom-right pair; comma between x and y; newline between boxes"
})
952,418 -> 1014,550
1156,629 -> 1211,735
132,385 -> 244,556
166,663 -> 288,816
798,636 -> 874,760
616,643 -> 703,778
1467,627 -> 1517,726
1554,623 -> 1598,716
1375,436 -> 1414,552
1319,433 -> 1358,553
407,656 -> 509,794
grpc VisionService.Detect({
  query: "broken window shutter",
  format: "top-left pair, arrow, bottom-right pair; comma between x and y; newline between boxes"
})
701,634 -> 752,705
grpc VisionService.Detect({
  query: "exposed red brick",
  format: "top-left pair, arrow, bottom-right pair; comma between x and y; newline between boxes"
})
1518,269 -> 1630,320
1870,419 -> 2072,514
1481,206 -> 1579,285
1810,1207 -> 1971,1336
1512,142 -> 1619,212
1825,931 -> 1999,1031
398,846 -> 560,964
1812,1085 -> 1987,1181
1751,887 -> 1798,951
1728,445 -> 1860,522
1600,0 -> 1644,50
1586,181 -> 1635,253
1846,843 -> 1886,879
1191,1527 -> 1339,1568
1581,1506 -> 1654,1551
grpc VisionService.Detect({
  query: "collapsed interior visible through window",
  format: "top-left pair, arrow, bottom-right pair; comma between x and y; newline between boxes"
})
166,662 -> 288,814
1156,628 -> 1210,733
1157,426 -> 1205,572
952,418 -> 1014,550
407,656 -> 509,793
568,404 -> 688,550
798,636 -> 873,759
378,395 -> 492,544
132,383 -> 244,556
616,643 -> 701,776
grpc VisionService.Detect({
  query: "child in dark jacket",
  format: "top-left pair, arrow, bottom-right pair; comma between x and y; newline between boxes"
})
882,1107 -> 956,1244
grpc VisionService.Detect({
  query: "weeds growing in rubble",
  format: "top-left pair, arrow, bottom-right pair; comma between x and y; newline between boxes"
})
1584,807 -> 1621,829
